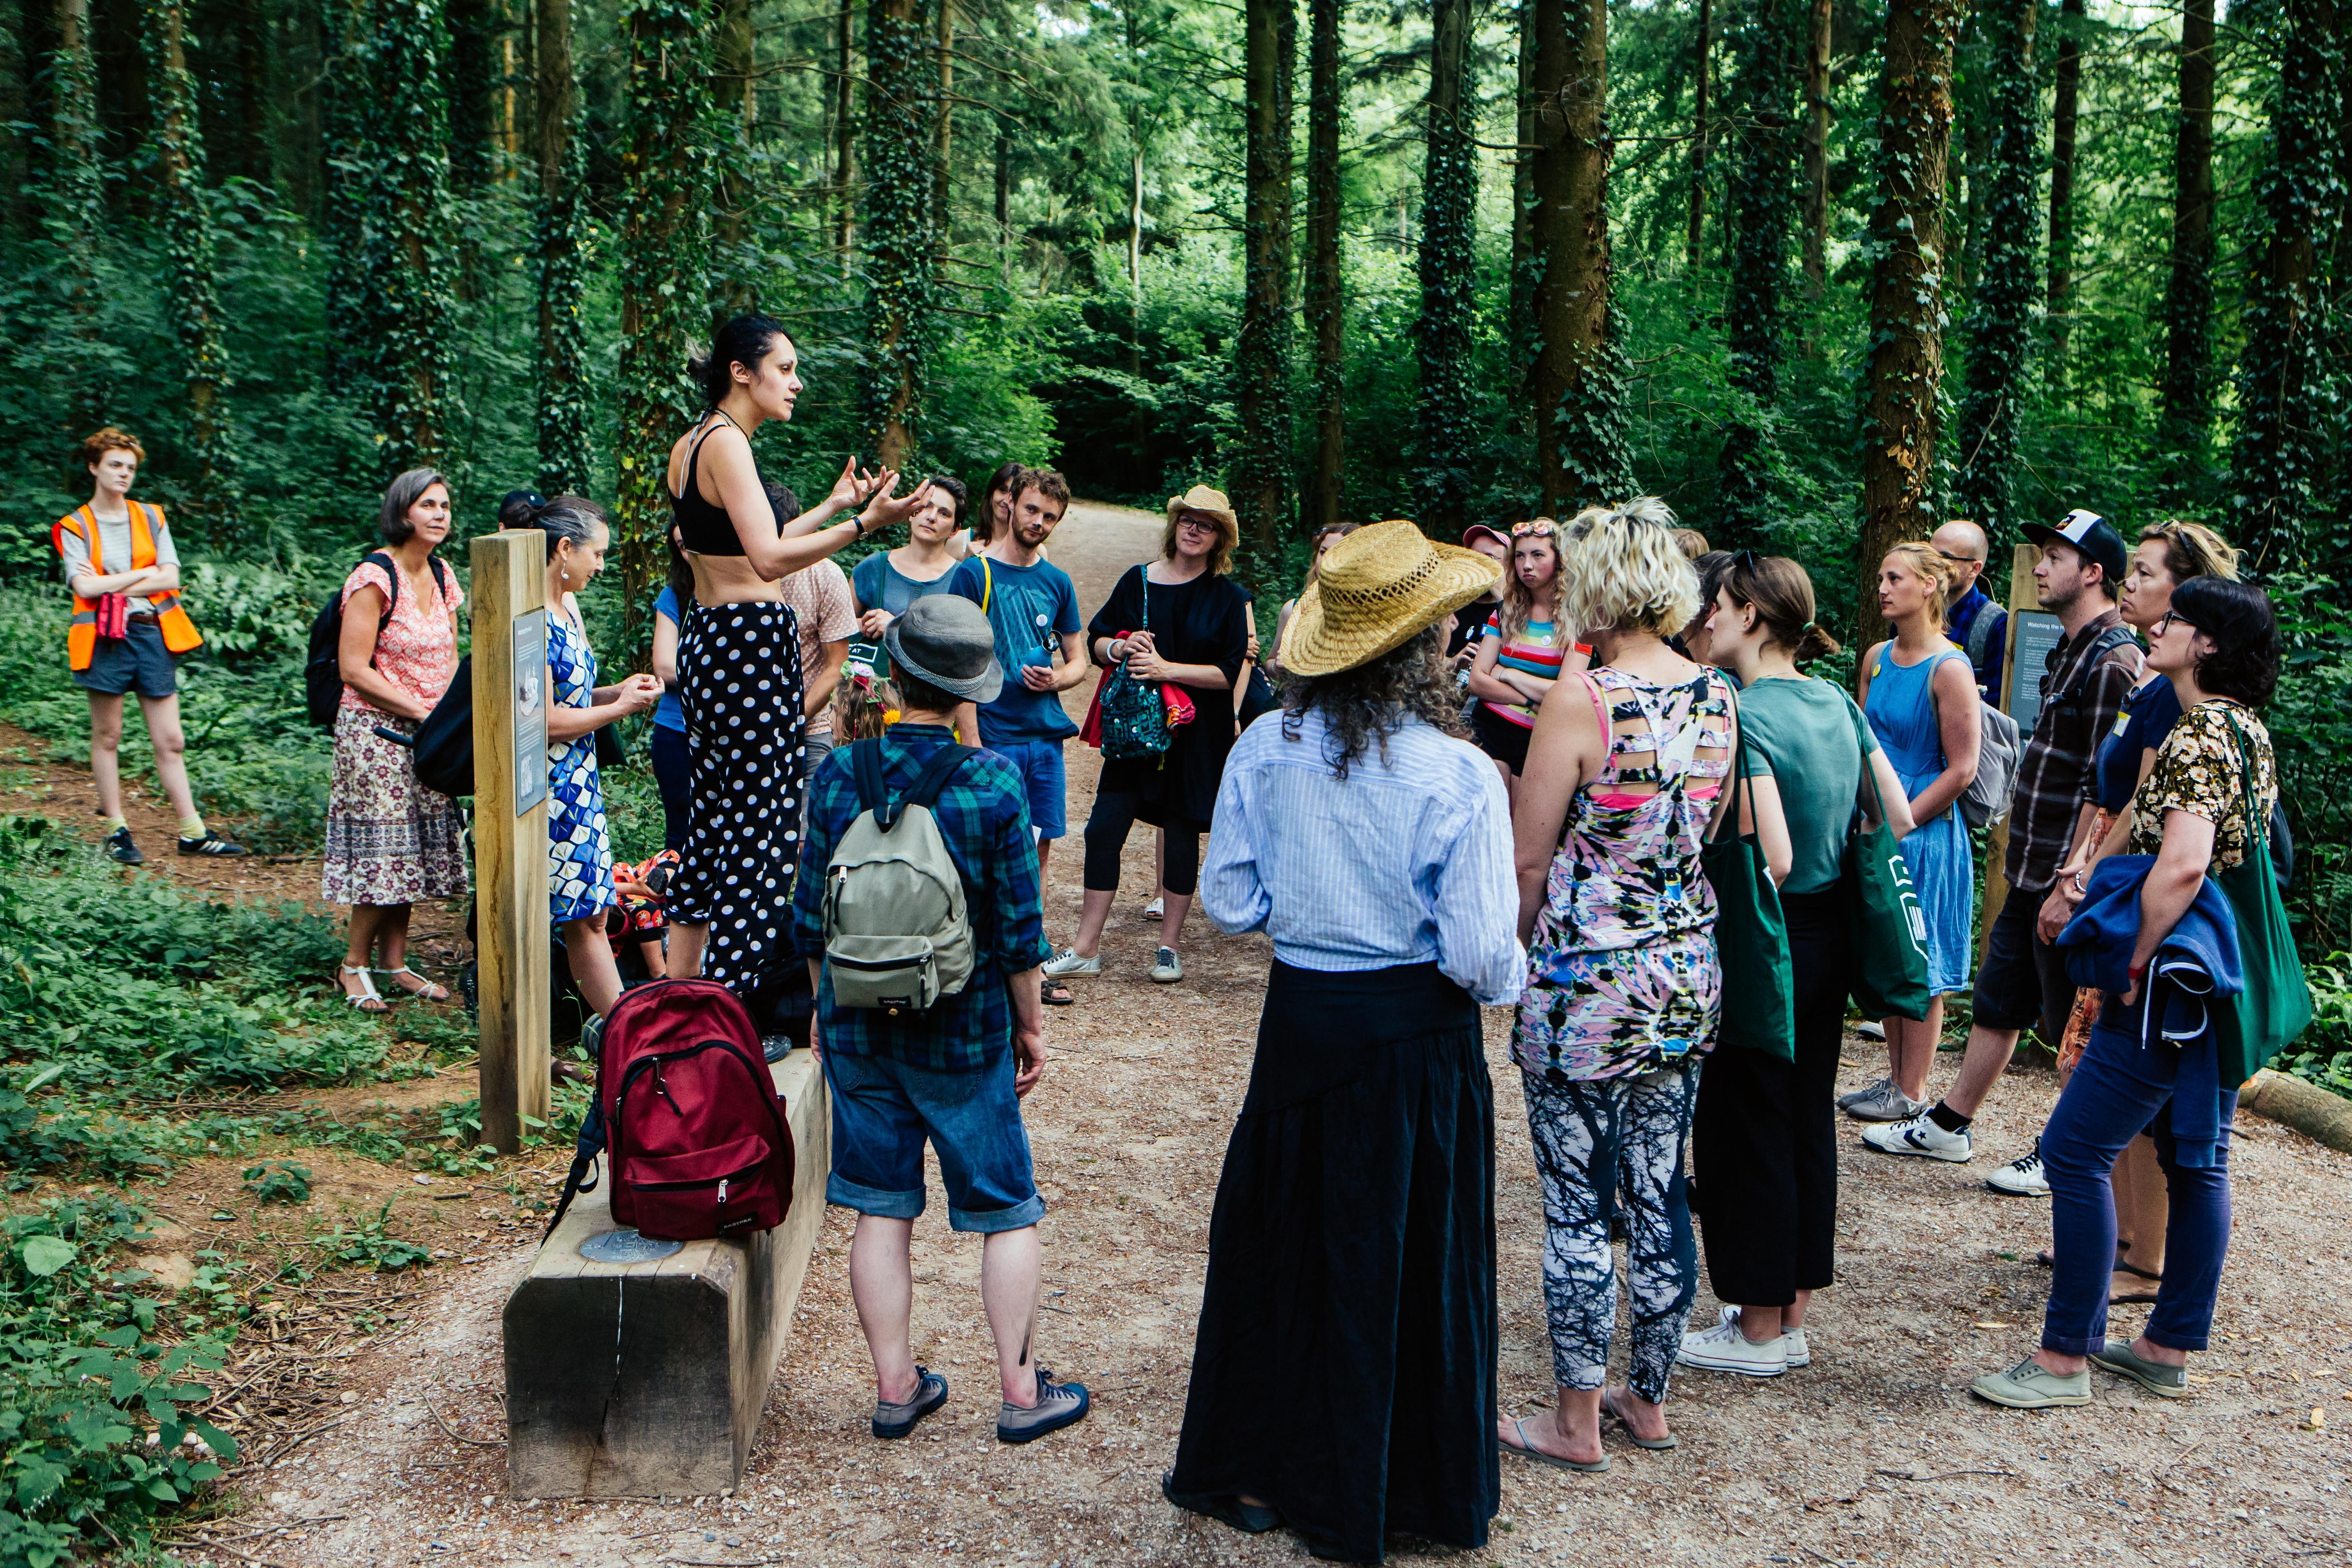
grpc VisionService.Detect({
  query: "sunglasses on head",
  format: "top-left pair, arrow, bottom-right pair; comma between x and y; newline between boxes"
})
1511,520 -> 1558,539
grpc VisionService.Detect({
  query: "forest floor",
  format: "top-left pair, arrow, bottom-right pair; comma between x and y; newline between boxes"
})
20,503 -> 2348,1567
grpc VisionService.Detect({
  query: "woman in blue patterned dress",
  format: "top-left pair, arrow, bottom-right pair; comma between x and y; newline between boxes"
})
527,501 -> 663,1017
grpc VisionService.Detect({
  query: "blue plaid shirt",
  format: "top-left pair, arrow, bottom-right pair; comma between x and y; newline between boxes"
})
793,725 -> 1052,1071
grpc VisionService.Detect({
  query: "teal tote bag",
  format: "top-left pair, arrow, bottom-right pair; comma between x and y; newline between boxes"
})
1702,695 -> 1795,1060
1841,698 -> 1932,1024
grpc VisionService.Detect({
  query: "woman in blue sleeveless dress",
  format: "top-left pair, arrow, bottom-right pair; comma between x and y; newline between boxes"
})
1853,544 -> 1982,1122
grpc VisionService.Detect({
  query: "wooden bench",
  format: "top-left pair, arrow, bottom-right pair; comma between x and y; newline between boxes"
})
502,1047 -> 829,1498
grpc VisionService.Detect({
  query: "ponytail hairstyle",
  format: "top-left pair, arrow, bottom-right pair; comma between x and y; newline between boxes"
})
687,314 -> 788,410
1722,553 -> 1843,664
1882,540 -> 1958,617
524,493 -> 606,567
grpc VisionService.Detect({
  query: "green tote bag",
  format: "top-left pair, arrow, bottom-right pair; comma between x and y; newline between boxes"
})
1702,695 -> 1795,1060
2211,712 -> 2311,1084
1840,697 -> 1932,1024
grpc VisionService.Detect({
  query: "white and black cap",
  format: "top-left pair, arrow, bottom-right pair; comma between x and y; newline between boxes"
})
2020,507 -> 2128,585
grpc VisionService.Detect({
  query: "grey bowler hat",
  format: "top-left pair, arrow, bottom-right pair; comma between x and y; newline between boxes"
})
884,595 -> 1005,704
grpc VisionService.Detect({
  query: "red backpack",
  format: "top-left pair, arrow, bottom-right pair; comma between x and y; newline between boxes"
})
545,979 -> 797,1243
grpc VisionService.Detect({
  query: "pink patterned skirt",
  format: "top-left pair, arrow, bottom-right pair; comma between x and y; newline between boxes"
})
321,706 -> 468,907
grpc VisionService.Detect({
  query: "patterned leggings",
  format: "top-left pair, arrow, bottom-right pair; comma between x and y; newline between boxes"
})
1521,1060 -> 1702,1404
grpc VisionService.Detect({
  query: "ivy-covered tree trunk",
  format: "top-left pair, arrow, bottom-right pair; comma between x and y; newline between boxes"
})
1953,0 -> 2038,541
321,0 -> 375,387
2229,0 -> 2343,572
1508,0 -> 1535,377
1414,0 -> 1476,534
711,0 -> 757,314
615,0 -> 713,640
1686,0 -> 1710,274
534,0 -> 593,495
863,0 -> 934,471
1303,0 -> 1344,532
2156,0 -> 2215,500
1800,0 -> 1830,297
50,0 -> 107,427
370,0 -> 463,473
832,0 -> 856,270
1234,0 -> 1293,552
1528,0 -> 1631,512
443,0 -> 496,188
933,0 -> 953,263
1854,0 -> 1962,645
2044,0 -> 2082,375
144,0 -> 238,542
1716,0 -> 1800,542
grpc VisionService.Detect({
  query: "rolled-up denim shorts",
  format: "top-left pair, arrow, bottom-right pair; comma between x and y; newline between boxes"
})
73,618 -> 178,699
821,1040 -> 1045,1233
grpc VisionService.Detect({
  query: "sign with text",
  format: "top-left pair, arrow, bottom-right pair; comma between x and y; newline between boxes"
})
2005,609 -> 2064,734
512,608 -> 547,817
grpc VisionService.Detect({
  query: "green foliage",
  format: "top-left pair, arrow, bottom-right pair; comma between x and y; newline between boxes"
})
0,1197 -> 237,1564
1412,0 -> 1479,534
2274,954 -> 2352,1100
1713,0 -> 1801,542
862,0 -> 941,462
311,1201 -> 434,1272
240,1161 -> 314,1205
537,88 -> 598,497
364,0 -> 469,473
1952,0 -> 2042,542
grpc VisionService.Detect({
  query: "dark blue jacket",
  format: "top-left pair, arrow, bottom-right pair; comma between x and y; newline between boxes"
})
2056,855 -> 2244,1167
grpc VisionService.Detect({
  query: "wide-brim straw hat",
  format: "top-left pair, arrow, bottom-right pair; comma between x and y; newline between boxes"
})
1278,519 -> 1504,677
1165,485 -> 1239,533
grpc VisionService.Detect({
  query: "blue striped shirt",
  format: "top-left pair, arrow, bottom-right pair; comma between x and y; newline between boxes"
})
1201,708 -> 1525,1005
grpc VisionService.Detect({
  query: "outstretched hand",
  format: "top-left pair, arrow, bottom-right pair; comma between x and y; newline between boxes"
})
824,455 -> 886,515
857,471 -> 926,535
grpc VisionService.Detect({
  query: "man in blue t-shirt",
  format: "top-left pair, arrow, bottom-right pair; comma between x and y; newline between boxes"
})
1935,518 -> 2008,701
948,467 -> 1087,888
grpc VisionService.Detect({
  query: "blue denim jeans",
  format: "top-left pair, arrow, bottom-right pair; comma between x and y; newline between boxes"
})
821,1042 -> 1046,1234
2040,1012 -> 2235,1357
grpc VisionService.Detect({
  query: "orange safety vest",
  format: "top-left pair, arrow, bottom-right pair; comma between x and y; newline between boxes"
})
54,501 -> 203,671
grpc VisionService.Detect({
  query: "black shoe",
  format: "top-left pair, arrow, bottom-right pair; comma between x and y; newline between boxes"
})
177,831 -> 248,856
1161,1472 -> 1280,1534
872,1367 -> 949,1439
103,826 -> 144,865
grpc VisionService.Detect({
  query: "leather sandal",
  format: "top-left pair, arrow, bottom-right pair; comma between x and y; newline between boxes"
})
2110,1259 -> 2163,1305
338,965 -> 390,1013
379,965 -> 450,1002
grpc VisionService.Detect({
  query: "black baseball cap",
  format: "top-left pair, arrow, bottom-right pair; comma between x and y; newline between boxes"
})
2020,507 -> 2128,586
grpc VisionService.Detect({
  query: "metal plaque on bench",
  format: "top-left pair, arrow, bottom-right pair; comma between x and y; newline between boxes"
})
578,1228 -> 683,1265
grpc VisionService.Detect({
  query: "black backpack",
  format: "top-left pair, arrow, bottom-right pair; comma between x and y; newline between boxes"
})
305,552 -> 454,729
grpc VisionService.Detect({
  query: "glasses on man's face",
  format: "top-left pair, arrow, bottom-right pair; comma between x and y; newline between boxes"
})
1936,549 -> 1981,566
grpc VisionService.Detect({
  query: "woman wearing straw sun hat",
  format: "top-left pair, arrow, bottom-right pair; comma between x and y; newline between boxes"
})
1161,520 -> 1520,1564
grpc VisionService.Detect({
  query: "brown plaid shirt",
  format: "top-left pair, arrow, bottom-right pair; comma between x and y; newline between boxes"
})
2003,607 -> 2142,893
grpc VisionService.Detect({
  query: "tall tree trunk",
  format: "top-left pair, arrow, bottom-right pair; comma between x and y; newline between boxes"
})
1529,0 -> 1631,512
320,0 -> 373,386
1854,0 -> 1963,646
711,0 -> 756,313
1304,0 -> 1344,532
371,0 -> 462,473
933,0 -> 953,262
534,0 -> 592,494
993,118 -> 1009,273
1799,0 -> 1829,296
1953,12 -> 1986,300
145,0 -> 237,541
1415,0 -> 1475,533
2228,0 -> 2341,572
444,0 -> 494,188
51,0 -> 106,427
1234,0 -> 1293,553
1716,0 -> 1800,542
615,0 -> 713,643
832,0 -> 855,272
2156,0 -> 2214,501
2044,0 -> 2082,375
1953,0 -> 2037,540
863,0 -> 934,470
1685,0 -> 1709,275
195,0 -> 269,185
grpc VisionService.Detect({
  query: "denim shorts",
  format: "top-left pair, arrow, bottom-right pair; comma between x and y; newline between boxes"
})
988,738 -> 1067,839
821,1042 -> 1045,1233
73,618 -> 178,699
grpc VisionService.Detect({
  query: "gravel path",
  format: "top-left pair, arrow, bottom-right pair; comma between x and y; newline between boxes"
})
181,504 -> 2352,1567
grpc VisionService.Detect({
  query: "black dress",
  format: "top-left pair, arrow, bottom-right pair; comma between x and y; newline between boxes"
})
1088,565 -> 1250,825
1170,960 -> 1499,1564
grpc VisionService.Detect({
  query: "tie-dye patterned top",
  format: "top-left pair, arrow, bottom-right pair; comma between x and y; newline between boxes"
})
1512,666 -> 1735,1079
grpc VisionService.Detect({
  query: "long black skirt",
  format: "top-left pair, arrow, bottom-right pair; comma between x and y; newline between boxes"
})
1170,960 -> 1498,1564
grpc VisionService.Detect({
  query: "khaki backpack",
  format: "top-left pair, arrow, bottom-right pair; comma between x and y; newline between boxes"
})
821,739 -> 979,1015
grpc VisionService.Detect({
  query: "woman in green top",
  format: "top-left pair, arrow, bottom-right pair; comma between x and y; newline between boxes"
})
1679,555 -> 1916,1379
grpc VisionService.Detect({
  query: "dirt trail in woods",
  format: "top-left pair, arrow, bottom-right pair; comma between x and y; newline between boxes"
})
94,503 -> 2352,1565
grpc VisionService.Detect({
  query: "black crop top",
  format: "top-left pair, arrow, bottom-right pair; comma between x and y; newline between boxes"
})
669,418 -> 771,556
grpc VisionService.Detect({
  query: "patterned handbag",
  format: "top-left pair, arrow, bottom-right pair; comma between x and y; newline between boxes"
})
1096,571 -> 1173,761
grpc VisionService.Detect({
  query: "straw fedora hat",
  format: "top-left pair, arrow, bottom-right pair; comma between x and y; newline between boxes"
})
1165,484 -> 1239,532
1277,519 -> 1503,677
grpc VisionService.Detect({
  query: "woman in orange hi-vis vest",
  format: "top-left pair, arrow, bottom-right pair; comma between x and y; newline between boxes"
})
52,428 -> 245,865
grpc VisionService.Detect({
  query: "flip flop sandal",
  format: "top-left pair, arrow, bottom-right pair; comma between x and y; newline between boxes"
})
1601,1389 -> 1680,1450
2110,1260 -> 2163,1305
379,966 -> 450,1002
2036,1243 -> 2128,1270
1042,979 -> 1076,1007
337,965 -> 390,1014
1496,1416 -> 1609,1473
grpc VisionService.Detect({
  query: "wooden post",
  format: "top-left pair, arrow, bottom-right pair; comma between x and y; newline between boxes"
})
1977,542 -> 2041,955
473,530 -> 551,1154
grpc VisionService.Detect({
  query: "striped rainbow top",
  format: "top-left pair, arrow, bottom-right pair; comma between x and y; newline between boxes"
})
1481,614 -> 1564,730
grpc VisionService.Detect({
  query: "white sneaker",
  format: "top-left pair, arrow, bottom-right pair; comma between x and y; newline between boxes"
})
1677,1317 -> 1789,1377
1861,1111 -> 1973,1162
1716,1305 -> 1809,1368
1042,946 -> 1100,978
1149,946 -> 1184,984
1142,896 -> 1164,922
1855,1021 -> 1887,1041
1984,1139 -> 2051,1197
